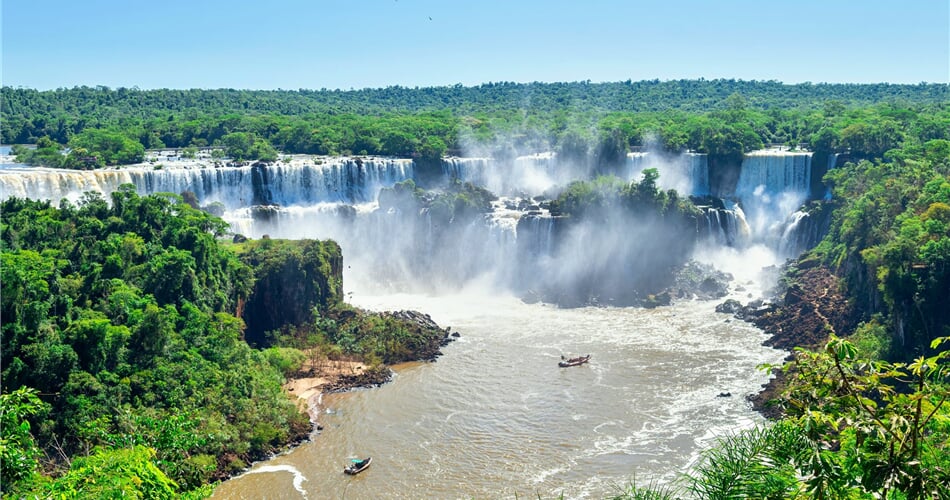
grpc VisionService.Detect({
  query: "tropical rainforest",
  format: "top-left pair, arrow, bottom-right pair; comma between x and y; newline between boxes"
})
2,79 -> 949,498
3,80 -> 948,169
0,189 -> 452,497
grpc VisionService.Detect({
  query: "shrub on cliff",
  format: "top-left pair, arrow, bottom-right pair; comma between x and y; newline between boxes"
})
237,238 -> 343,346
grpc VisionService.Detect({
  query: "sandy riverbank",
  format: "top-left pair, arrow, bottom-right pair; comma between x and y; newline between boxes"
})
283,356 -> 368,419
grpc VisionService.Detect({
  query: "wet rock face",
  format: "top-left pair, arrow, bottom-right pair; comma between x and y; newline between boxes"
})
324,365 -> 393,393
752,265 -> 860,351
716,263 -> 859,351
717,298 -> 771,321
716,299 -> 743,314
699,277 -> 729,298
671,261 -> 734,301
384,310 -> 441,331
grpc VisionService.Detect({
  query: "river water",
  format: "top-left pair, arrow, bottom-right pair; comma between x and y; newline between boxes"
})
213,287 -> 785,499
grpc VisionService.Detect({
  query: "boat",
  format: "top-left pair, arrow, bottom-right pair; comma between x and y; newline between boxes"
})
558,354 -> 591,367
344,457 -> 372,475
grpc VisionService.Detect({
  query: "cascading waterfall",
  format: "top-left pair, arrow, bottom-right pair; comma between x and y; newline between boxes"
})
827,152 -> 839,171
441,153 -> 583,196
697,200 -> 750,247
762,151 -> 840,258
253,158 -> 413,206
625,152 -> 709,196
732,150 -> 812,256
0,157 -> 413,209
0,150 -> 822,293
778,210 -> 810,257
824,153 -> 839,200
441,157 -> 492,187
735,150 -> 811,198
517,213 -> 557,258
513,202 -> 559,296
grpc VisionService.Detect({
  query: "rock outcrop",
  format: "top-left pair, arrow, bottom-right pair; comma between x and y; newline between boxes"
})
738,262 -> 862,418
378,310 -> 459,362
239,239 -> 344,346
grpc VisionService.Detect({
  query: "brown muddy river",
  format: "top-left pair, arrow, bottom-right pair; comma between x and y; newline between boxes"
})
214,291 -> 784,499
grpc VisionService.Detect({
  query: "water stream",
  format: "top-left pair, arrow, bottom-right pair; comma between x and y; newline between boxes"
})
213,288 -> 785,499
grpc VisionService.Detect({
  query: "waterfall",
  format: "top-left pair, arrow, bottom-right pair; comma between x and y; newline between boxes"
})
735,150 -> 811,198
824,153 -> 839,200
624,152 -> 703,192
776,202 -> 834,260
685,152 -> 710,196
2,151 -> 821,301
0,157 -> 413,209
441,153 -> 583,196
734,150 -> 812,247
624,152 -> 709,196
446,152 -> 711,198
441,157 -> 492,186
255,158 -> 413,206
697,199 -> 750,247
517,214 -> 556,258
778,210 -> 809,257
827,152 -> 839,171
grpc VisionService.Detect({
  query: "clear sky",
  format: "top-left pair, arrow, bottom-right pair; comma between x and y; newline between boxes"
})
2,0 -> 948,90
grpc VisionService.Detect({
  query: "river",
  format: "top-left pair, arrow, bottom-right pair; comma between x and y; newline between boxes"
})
213,286 -> 785,499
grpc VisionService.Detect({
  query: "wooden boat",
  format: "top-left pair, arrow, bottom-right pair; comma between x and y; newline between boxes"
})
344,457 -> 372,475
558,354 -> 591,367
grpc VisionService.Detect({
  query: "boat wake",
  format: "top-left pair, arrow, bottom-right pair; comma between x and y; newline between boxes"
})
243,465 -> 309,497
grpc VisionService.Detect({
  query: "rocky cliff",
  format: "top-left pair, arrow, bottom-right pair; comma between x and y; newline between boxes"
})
736,260 -> 863,417
239,238 -> 343,346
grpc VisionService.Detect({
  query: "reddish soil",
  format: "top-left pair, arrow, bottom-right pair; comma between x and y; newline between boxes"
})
747,263 -> 862,418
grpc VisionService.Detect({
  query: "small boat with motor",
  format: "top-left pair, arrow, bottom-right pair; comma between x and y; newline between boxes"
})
558,354 -> 591,367
344,457 -> 372,475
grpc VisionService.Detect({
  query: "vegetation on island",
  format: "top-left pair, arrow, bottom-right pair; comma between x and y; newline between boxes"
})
532,170 -> 702,306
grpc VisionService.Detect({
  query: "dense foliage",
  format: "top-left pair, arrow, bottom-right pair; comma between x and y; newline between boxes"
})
0,191 -> 311,496
548,168 -> 695,218
232,237 -> 454,365
0,189 -> 458,497
815,141 -> 950,358
235,238 -> 344,346
265,303 -> 451,367
4,82 -> 947,173
3,81 -> 946,137
378,178 -> 497,224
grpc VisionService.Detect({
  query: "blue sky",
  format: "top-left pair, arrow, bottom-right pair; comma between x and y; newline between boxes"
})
2,0 -> 948,90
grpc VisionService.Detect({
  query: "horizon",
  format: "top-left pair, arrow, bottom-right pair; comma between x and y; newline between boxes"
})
4,78 -> 948,93
3,0 -> 948,91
